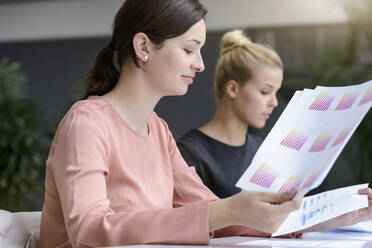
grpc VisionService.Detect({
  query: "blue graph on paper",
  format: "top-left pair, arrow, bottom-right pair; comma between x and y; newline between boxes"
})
298,192 -> 335,226
273,184 -> 368,237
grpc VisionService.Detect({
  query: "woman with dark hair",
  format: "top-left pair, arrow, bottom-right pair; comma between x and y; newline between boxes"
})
38,1 -> 303,248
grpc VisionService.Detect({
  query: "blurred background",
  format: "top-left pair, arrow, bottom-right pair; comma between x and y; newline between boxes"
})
0,0 -> 371,211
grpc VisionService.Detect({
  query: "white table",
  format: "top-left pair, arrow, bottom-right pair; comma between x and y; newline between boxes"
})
100,229 -> 372,248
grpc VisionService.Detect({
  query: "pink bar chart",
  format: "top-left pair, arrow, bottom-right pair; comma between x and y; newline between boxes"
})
335,92 -> 358,110
331,127 -> 351,147
308,93 -> 335,111
279,175 -> 301,192
280,129 -> 309,151
308,133 -> 332,152
301,170 -> 322,189
249,164 -> 279,188
358,87 -> 372,105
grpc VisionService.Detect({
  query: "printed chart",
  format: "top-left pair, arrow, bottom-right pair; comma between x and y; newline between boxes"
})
331,127 -> 352,147
299,192 -> 333,226
301,170 -> 322,190
272,184 -> 368,237
237,80 -> 372,195
279,175 -> 301,193
280,129 -> 309,151
308,93 -> 335,111
249,164 -> 278,188
235,81 -> 372,235
335,92 -> 358,110
359,87 -> 372,105
308,133 -> 332,152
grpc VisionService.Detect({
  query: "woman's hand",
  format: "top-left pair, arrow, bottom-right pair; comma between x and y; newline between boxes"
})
209,189 -> 302,233
358,188 -> 372,220
302,187 -> 372,232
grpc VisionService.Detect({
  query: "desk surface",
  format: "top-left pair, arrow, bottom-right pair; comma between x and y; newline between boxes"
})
100,230 -> 372,248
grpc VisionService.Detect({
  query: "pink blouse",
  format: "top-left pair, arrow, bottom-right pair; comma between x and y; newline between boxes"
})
38,96 -> 267,248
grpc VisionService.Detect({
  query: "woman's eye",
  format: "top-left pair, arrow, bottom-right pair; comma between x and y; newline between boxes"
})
260,90 -> 269,95
184,49 -> 193,55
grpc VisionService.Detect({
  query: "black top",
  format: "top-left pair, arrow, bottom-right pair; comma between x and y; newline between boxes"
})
177,129 -> 263,198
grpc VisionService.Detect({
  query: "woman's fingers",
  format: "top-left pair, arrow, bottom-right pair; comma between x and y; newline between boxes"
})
260,188 -> 298,204
276,197 -> 302,213
359,188 -> 372,199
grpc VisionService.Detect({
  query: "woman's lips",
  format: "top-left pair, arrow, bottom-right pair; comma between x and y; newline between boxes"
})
182,75 -> 194,84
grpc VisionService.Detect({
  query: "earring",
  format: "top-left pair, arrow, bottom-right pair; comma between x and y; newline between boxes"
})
143,55 -> 148,61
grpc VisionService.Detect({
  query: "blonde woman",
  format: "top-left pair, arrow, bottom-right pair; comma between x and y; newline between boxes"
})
178,30 -> 283,198
177,29 -> 372,230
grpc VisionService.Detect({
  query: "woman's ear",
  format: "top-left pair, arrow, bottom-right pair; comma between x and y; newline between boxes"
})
133,32 -> 150,62
225,80 -> 240,99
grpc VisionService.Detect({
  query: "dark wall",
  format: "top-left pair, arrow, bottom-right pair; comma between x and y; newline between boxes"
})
0,37 -> 110,130
0,29 -> 360,197
0,24 -> 351,138
0,32 -> 229,138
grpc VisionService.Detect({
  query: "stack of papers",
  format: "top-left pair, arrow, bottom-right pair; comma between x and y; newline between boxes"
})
235,80 -> 372,235
272,184 -> 368,236
339,219 -> 372,232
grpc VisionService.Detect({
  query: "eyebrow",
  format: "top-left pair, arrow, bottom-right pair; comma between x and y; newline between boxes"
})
261,84 -> 281,91
187,39 -> 201,45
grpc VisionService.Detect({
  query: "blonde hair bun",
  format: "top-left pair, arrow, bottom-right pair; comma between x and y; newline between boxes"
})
220,29 -> 252,55
214,29 -> 283,102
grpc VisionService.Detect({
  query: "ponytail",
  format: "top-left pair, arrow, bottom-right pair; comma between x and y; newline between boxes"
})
83,0 -> 207,99
83,43 -> 120,99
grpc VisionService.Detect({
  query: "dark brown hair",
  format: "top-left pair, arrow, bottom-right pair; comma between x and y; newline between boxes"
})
84,0 -> 207,98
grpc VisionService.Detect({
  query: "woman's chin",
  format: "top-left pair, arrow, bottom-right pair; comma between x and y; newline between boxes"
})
170,87 -> 189,96
252,121 -> 266,129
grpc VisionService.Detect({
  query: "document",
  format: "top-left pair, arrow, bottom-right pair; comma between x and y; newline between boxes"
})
339,219 -> 372,232
273,184 -> 368,236
238,239 -> 367,248
235,80 -> 372,235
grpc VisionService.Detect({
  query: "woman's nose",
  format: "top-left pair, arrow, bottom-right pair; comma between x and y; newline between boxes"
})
193,54 -> 205,72
270,95 -> 278,107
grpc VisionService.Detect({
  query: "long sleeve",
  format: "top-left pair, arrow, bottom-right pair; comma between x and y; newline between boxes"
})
40,101 -> 214,248
173,149 -> 271,238
167,126 -> 272,239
